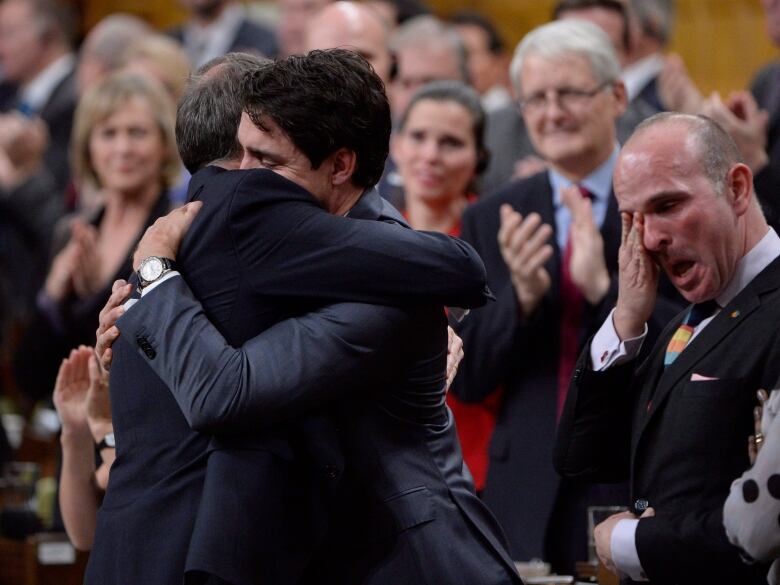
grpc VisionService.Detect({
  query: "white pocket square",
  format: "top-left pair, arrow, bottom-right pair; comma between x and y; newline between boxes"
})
690,373 -> 719,381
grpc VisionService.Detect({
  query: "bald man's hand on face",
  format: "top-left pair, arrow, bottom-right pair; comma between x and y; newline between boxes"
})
613,211 -> 659,340
498,204 -> 554,317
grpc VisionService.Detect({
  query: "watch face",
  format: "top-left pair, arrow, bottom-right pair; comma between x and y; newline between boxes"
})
140,257 -> 164,282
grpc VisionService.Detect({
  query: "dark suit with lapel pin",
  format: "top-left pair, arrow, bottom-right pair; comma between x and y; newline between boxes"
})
554,255 -> 780,584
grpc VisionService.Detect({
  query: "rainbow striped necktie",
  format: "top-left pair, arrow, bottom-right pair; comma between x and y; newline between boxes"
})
664,300 -> 719,367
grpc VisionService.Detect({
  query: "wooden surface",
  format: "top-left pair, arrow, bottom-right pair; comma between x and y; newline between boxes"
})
69,0 -> 778,95
430,0 -> 777,96
0,534 -> 88,585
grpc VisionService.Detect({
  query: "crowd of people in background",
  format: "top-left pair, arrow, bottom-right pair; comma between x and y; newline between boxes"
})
0,0 -> 779,584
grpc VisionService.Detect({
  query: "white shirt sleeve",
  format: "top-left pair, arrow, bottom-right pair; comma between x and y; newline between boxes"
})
611,518 -> 648,581
123,271 -> 182,311
590,308 -> 648,371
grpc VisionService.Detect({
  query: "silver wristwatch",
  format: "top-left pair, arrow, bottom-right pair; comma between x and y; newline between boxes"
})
137,256 -> 177,290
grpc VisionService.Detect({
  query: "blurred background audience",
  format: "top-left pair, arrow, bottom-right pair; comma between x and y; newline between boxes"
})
13,72 -> 177,404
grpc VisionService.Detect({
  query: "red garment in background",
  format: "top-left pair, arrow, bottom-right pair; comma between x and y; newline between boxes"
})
406,200 -> 503,492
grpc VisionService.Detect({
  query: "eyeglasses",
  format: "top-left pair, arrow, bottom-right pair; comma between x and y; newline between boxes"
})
518,81 -> 614,114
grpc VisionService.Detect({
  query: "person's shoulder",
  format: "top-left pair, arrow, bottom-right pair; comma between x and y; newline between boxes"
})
751,60 -> 780,101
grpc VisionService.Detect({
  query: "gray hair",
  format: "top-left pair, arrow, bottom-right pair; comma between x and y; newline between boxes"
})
510,19 -> 620,94
389,15 -> 470,84
80,14 -> 152,71
176,52 -> 269,174
630,0 -> 674,45
630,112 -> 744,193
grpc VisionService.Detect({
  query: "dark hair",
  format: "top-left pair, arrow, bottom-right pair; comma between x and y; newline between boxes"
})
176,52 -> 268,174
450,10 -> 505,54
553,0 -> 630,52
241,49 -> 391,188
397,80 -> 489,176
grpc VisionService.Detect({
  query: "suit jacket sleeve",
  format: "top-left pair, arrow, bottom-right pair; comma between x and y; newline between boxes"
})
227,172 -> 489,309
117,277 -> 408,432
552,341 -> 635,483
635,508 -> 769,584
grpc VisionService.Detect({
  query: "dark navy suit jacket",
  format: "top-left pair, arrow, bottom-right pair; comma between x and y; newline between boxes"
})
86,166 -> 490,585
117,187 -> 522,585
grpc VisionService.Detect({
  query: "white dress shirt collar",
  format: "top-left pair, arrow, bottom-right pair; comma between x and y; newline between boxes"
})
20,53 -> 75,113
717,227 -> 780,308
621,53 -> 665,103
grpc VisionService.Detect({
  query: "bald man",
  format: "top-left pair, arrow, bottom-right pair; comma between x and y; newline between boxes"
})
305,1 -> 393,84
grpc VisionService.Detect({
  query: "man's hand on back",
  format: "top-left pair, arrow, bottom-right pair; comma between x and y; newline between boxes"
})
133,201 -> 203,270
95,280 -> 133,372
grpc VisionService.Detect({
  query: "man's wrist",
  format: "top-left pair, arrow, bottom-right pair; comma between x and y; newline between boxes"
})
60,425 -> 92,447
613,306 -> 646,341
611,518 -> 647,581
88,421 -> 113,444
139,271 -> 180,297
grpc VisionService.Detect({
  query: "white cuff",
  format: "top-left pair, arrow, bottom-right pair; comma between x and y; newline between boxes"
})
140,270 -> 180,297
611,518 -> 648,581
123,271 -> 181,312
590,308 -> 647,371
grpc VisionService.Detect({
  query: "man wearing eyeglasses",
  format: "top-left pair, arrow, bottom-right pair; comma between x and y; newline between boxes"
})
449,19 -> 681,573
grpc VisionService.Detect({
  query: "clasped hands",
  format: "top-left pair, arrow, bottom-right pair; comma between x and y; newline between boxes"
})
497,186 -> 611,316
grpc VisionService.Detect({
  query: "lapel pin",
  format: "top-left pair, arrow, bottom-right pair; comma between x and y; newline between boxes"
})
730,310 -> 740,318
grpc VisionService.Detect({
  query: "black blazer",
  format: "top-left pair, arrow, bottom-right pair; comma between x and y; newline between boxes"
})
116,187 -> 521,585
750,61 -> 780,232
451,171 -> 624,561
86,167 -> 490,585
555,256 -> 780,585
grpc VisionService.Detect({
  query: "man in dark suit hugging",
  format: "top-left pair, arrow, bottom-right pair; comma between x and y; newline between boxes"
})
91,49 -> 520,585
554,112 -> 780,585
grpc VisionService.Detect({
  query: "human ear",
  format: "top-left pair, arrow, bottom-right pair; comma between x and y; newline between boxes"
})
330,148 -> 357,186
728,162 -> 753,216
611,80 -> 628,118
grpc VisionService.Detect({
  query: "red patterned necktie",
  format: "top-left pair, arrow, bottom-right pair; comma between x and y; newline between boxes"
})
556,185 -> 591,421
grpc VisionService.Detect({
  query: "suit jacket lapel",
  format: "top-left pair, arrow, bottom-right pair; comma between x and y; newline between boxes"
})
635,256 -> 780,442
